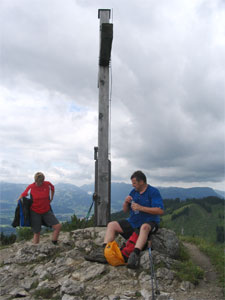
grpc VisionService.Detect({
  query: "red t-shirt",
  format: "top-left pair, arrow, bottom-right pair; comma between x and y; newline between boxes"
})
21,181 -> 55,214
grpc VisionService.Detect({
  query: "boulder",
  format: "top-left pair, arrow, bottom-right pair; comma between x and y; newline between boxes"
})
152,228 -> 180,258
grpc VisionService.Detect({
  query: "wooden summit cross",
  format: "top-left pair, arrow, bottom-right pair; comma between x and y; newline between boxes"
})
94,9 -> 113,226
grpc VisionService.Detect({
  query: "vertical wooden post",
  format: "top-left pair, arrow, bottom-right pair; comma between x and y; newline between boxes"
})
95,9 -> 113,226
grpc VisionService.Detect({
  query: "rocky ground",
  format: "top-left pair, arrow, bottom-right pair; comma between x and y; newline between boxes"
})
0,227 -> 223,300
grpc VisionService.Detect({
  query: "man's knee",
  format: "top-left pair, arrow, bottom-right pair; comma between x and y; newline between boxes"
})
107,221 -> 118,229
53,223 -> 62,231
140,223 -> 151,233
107,221 -> 122,233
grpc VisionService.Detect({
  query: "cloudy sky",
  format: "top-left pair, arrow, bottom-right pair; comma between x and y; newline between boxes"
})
0,0 -> 224,190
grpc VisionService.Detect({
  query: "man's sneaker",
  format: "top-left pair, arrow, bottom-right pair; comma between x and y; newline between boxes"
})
127,251 -> 140,269
84,247 -> 107,264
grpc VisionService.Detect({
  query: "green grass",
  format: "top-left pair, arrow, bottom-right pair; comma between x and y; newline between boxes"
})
32,287 -> 55,299
180,236 -> 225,289
30,280 -> 39,290
173,260 -> 204,285
171,239 -> 204,285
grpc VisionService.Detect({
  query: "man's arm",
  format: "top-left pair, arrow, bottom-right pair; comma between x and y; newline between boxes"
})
123,195 -> 132,212
50,189 -> 54,202
131,202 -> 164,215
49,182 -> 55,202
17,185 -> 31,202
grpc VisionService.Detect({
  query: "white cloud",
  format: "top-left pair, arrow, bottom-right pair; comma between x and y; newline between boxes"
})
0,79 -> 97,185
0,0 -> 224,190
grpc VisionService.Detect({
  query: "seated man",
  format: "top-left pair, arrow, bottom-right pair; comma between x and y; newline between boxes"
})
86,170 -> 164,269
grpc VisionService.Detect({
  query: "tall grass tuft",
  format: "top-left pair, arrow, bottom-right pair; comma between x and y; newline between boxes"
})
16,227 -> 33,241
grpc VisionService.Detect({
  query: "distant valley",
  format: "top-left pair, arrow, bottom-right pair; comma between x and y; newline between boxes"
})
0,181 -> 224,235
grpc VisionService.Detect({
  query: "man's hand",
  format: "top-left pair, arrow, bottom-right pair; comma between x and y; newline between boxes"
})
17,196 -> 22,202
131,202 -> 141,211
123,195 -> 132,212
125,195 -> 132,204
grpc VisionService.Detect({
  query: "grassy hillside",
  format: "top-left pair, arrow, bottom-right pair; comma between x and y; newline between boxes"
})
162,197 -> 224,243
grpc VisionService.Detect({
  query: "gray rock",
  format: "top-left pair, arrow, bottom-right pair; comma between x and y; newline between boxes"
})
9,288 -> 29,297
152,228 -> 180,259
180,280 -> 195,291
157,292 -> 171,300
0,227 -> 202,300
140,288 -> 151,300
60,279 -> 85,296
156,267 -> 175,282
20,277 -> 38,290
62,295 -> 81,300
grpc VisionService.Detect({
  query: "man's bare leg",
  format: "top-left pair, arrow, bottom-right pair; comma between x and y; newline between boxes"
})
135,223 -> 151,250
84,221 -> 124,263
52,223 -> 62,242
33,232 -> 40,244
104,221 -> 123,244
127,223 -> 151,269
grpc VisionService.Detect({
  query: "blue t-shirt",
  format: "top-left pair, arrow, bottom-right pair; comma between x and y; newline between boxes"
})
127,185 -> 164,228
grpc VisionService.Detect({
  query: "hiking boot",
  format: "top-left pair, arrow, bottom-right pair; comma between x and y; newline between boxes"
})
84,247 -> 107,264
127,251 -> 140,269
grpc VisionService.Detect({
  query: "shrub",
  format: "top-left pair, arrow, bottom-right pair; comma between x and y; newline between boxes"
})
216,226 -> 224,243
0,232 -> 16,246
61,214 -> 94,232
32,288 -> 54,299
16,227 -> 33,241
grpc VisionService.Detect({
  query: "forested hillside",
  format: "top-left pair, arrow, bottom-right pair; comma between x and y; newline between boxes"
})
161,197 -> 224,243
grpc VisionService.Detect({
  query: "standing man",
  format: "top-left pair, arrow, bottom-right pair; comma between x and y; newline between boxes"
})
17,172 -> 62,244
86,170 -> 164,269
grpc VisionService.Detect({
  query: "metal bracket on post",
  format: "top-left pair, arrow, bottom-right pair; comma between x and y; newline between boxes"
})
94,146 -> 98,161
93,192 -> 100,204
98,9 -> 111,19
94,147 -> 99,226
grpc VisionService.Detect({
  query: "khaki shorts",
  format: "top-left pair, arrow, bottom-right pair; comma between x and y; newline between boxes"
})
30,209 -> 59,233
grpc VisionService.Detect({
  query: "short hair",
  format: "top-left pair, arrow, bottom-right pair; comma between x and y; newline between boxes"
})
130,170 -> 147,183
34,172 -> 45,183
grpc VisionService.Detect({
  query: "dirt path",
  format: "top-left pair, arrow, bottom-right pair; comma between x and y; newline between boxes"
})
183,242 -> 218,283
171,242 -> 224,300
